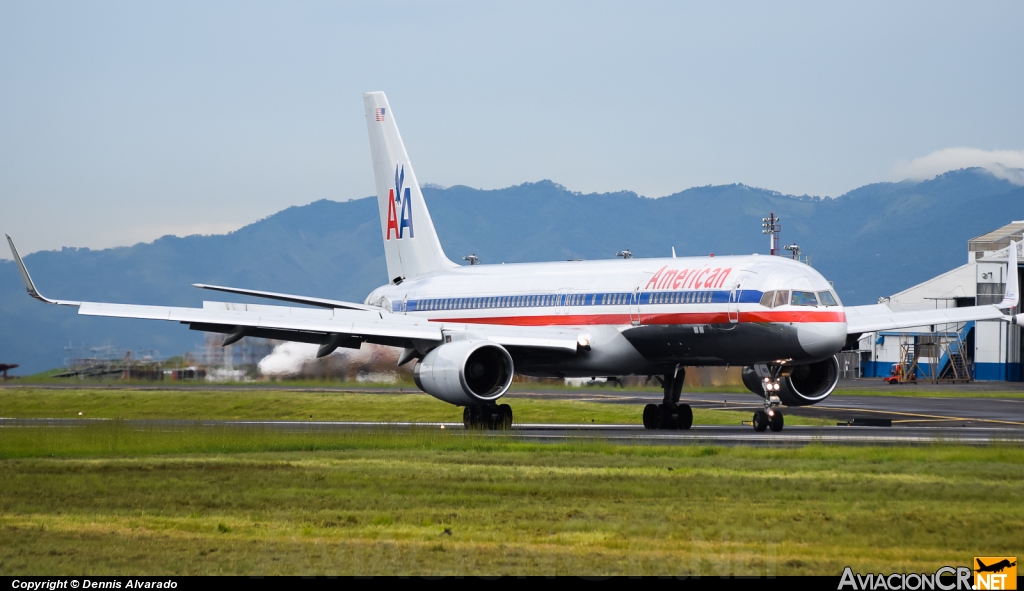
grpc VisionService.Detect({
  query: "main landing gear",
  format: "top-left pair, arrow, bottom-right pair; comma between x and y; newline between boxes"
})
643,369 -> 693,430
463,404 -> 513,430
753,366 -> 785,432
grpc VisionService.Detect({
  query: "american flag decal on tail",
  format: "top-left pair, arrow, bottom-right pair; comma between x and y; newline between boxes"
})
375,108 -> 386,121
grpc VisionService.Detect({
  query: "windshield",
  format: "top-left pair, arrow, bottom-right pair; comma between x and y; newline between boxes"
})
817,291 -> 839,306
791,291 -> 818,306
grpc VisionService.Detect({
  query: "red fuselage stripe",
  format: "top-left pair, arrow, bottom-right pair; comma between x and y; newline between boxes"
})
430,310 -> 847,326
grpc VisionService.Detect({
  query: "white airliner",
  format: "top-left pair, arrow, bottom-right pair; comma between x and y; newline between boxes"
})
8,92 -> 1022,432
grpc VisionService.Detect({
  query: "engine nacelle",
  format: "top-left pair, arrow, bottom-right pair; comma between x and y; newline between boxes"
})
413,340 -> 514,406
742,356 -> 840,407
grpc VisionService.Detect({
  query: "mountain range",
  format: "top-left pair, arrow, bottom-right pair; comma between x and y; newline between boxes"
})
3,167 -> 1023,373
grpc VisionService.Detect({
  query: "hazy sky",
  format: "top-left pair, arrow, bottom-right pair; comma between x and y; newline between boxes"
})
2,1 -> 1023,258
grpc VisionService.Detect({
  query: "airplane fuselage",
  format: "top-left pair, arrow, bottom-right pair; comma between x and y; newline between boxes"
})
366,253 -> 847,377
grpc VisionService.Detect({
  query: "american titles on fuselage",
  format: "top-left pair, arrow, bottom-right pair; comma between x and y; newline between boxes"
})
644,265 -> 732,291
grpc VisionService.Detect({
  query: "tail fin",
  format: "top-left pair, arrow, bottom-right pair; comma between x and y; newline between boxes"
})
363,92 -> 456,282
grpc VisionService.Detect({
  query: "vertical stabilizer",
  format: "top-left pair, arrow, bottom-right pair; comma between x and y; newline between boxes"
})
363,92 -> 456,282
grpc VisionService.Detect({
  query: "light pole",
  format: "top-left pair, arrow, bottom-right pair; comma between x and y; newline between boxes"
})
762,213 -> 781,255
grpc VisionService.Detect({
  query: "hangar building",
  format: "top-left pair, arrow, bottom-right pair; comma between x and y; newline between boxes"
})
857,221 -> 1024,382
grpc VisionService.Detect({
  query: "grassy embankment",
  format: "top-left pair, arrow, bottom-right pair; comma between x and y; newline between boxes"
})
0,421 -> 1022,575
0,387 -> 834,426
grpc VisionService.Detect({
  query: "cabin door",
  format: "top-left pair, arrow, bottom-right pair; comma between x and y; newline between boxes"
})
728,281 -> 742,324
629,287 -> 641,326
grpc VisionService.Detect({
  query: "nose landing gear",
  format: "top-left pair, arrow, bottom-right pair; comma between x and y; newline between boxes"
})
752,366 -> 785,432
752,407 -> 784,432
643,368 -> 693,430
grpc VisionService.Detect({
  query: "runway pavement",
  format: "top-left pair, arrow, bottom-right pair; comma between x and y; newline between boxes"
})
3,379 -> 1022,446
506,389 -> 1024,429
3,416 -> 1022,447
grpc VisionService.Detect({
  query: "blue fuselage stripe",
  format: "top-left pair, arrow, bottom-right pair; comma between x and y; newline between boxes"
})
396,290 -> 764,313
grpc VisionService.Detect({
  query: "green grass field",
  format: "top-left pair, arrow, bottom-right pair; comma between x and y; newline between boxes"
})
0,387 -> 833,426
1,387 -> 1021,576
1,423 -> 1022,575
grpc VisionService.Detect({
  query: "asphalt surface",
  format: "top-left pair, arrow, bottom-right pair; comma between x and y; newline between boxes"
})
3,416 -> 1022,447
505,390 -> 1024,428
3,379 -> 1023,446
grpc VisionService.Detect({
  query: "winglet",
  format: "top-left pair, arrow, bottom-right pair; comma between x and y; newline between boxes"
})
998,240 -> 1019,310
5,234 -> 79,306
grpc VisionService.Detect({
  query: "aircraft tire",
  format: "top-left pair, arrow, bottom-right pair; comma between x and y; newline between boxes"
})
642,404 -> 658,429
677,404 -> 693,430
498,404 -> 513,430
752,410 -> 769,432
768,411 -> 784,432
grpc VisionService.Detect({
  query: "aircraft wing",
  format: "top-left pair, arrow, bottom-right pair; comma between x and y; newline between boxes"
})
6,234 -> 582,354
844,240 -> 1020,334
844,303 -> 1008,334
190,283 -> 378,311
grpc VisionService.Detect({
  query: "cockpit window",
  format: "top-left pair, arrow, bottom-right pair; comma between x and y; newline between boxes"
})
791,291 -> 818,306
759,291 -> 775,307
773,290 -> 790,307
817,291 -> 839,306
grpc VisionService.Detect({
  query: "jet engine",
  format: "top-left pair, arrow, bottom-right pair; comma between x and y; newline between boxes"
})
413,340 -> 514,406
742,356 -> 840,406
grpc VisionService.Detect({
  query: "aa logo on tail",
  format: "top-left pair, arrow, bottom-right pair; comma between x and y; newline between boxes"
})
386,164 -> 415,240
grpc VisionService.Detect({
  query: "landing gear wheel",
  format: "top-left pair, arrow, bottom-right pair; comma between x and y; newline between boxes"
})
676,404 -> 693,430
463,405 -> 512,430
768,410 -> 784,432
752,410 -> 769,432
498,404 -> 513,430
657,405 -> 674,429
642,403 -> 658,430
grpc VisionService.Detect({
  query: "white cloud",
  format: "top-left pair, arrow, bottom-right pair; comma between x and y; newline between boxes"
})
894,148 -> 1024,185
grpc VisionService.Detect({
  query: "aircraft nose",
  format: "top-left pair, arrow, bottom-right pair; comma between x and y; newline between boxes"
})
796,321 -> 846,359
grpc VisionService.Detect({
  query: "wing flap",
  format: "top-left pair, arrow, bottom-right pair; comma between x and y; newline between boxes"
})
192,283 -> 378,311
78,302 -> 443,341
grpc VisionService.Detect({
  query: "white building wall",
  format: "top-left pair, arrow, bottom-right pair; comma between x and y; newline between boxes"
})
858,242 -> 1023,381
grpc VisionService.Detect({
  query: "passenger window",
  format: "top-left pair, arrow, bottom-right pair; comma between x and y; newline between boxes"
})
818,291 -> 839,306
774,290 -> 789,307
760,291 -> 775,307
791,291 -> 818,306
